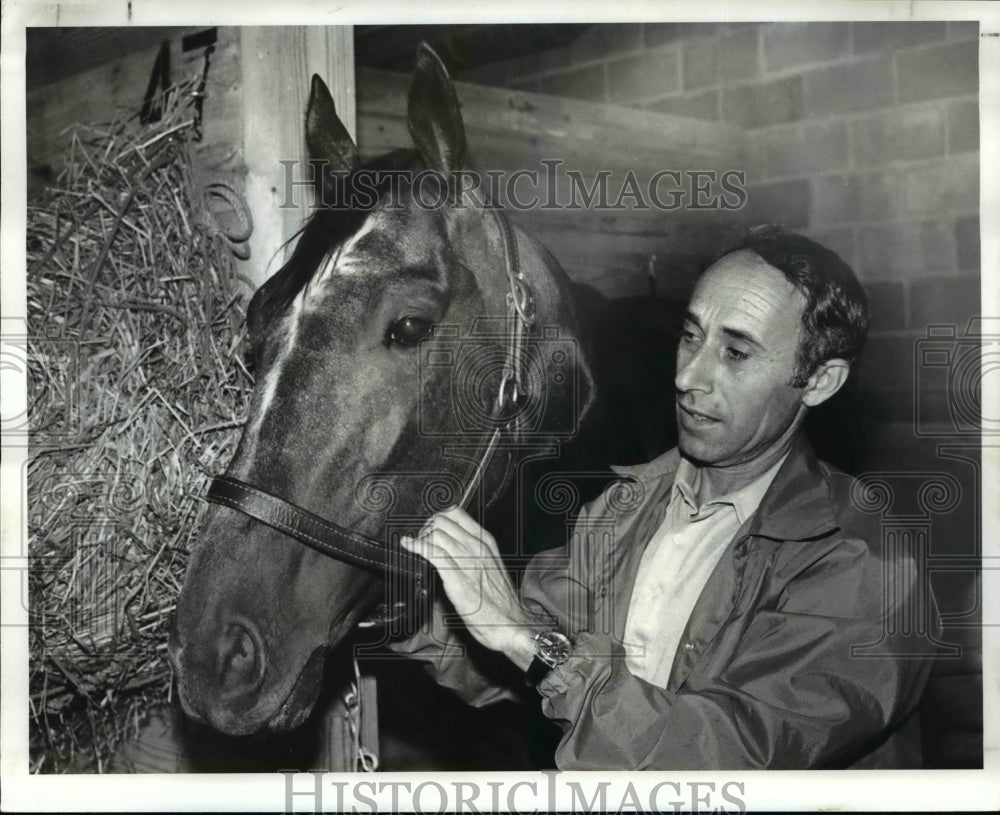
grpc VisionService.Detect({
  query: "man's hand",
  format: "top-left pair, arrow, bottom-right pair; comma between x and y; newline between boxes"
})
401,507 -> 537,671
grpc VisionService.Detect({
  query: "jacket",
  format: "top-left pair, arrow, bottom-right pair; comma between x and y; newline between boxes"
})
391,434 -> 938,769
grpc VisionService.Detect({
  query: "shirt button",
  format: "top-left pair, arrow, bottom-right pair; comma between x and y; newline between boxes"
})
684,640 -> 696,652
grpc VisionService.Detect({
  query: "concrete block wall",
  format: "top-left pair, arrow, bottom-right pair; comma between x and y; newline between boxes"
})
456,21 -> 981,439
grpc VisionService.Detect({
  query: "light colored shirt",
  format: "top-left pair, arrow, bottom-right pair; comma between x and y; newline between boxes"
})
622,452 -> 788,687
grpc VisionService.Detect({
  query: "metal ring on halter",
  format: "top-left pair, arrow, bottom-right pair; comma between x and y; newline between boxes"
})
496,371 -> 519,415
508,279 -> 536,325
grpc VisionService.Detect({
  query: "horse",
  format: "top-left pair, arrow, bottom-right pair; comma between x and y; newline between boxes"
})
168,44 -> 679,763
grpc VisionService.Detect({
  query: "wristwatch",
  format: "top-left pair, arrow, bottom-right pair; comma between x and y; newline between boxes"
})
524,629 -> 572,687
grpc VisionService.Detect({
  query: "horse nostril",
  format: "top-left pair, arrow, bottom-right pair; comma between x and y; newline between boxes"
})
218,622 -> 265,698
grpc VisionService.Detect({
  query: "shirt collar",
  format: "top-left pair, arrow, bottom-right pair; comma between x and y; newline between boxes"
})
613,434 -> 840,542
671,450 -> 791,524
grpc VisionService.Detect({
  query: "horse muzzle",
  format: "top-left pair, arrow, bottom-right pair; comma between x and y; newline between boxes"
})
168,612 -> 318,737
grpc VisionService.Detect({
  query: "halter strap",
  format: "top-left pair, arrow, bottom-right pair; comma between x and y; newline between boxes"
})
205,204 -> 533,601
207,475 -> 431,585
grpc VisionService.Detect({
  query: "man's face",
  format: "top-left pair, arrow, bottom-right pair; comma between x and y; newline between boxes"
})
675,250 -> 808,468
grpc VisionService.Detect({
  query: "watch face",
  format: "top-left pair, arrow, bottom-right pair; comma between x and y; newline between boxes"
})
536,630 -> 571,666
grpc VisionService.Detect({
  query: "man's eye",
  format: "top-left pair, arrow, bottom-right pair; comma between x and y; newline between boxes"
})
680,329 -> 699,345
388,316 -> 432,347
725,347 -> 750,362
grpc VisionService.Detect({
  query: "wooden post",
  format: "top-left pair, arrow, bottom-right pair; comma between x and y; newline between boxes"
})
238,27 -> 355,287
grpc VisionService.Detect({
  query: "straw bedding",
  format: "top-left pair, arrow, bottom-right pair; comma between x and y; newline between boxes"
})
26,82 -> 255,773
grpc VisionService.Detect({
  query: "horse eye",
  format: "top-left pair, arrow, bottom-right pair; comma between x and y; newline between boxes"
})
388,316 -> 432,347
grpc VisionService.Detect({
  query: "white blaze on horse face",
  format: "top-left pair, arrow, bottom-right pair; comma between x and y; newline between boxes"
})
238,217 -> 381,467
239,285 -> 308,464
312,214 -> 382,287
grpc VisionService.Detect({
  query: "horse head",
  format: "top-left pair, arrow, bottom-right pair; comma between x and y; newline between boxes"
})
168,45 -> 595,736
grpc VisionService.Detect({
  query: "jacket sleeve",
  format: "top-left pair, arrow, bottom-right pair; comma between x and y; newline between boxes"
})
530,532 -> 937,769
384,593 -> 528,707
382,497 -> 603,707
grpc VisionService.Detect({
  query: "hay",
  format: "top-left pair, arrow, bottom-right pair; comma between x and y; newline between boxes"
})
26,80 -> 255,773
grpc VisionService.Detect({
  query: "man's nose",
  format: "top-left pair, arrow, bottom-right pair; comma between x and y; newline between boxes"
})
675,343 -> 715,394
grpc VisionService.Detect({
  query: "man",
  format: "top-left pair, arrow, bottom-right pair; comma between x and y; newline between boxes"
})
397,224 -> 936,769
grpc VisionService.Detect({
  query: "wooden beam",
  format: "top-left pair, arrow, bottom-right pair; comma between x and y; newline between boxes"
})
239,27 -> 355,286
26,27 -> 202,90
356,67 -> 745,165
26,34 -> 208,173
354,66 -> 749,300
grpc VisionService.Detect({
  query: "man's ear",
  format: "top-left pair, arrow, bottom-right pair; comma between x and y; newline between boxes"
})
801,359 -> 851,408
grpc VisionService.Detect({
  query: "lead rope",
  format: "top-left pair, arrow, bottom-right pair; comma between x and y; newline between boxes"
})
341,656 -> 378,771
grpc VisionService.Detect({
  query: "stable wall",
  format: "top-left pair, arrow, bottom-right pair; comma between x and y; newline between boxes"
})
454,21 -> 981,438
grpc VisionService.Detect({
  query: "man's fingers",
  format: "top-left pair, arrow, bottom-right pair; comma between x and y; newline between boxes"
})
402,531 -> 447,558
438,506 -> 486,538
420,510 -> 497,556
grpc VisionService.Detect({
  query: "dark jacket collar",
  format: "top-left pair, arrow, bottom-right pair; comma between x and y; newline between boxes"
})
612,433 -> 839,543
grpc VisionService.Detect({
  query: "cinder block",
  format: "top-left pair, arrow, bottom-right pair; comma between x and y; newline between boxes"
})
810,174 -> 858,225
569,24 -> 644,64
897,40 -> 978,103
855,334 -> 915,394
909,274 -> 981,328
644,22 -> 719,49
721,76 -> 803,129
503,45 -> 573,80
646,90 -> 719,121
947,98 -> 979,153
762,120 -> 848,178
858,220 -> 956,277
683,37 -> 718,90
955,215 -> 980,271
740,178 -> 811,228
947,20 -> 979,40
811,171 -> 902,225
538,63 -> 607,102
900,157 -> 979,216
852,21 -> 946,54
803,58 -> 894,116
719,27 -> 761,82
804,226 -> 858,271
851,105 -> 945,167
608,49 -> 681,101
856,170 -> 902,221
864,279 -> 908,330
763,22 -> 851,72
741,140 -> 768,185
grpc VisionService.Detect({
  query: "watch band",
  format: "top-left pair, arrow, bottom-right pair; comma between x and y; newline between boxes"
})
524,630 -> 571,687
525,654 -> 555,687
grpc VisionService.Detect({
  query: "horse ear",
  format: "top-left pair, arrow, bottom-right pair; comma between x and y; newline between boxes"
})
407,43 -> 467,174
306,74 -> 362,171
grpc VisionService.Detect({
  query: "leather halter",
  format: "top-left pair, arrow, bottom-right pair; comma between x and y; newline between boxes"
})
205,207 -> 535,605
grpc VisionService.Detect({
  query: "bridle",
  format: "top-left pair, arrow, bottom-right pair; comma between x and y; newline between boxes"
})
205,206 -> 536,614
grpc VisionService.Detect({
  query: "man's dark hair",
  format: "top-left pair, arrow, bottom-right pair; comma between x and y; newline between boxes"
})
717,224 -> 871,388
